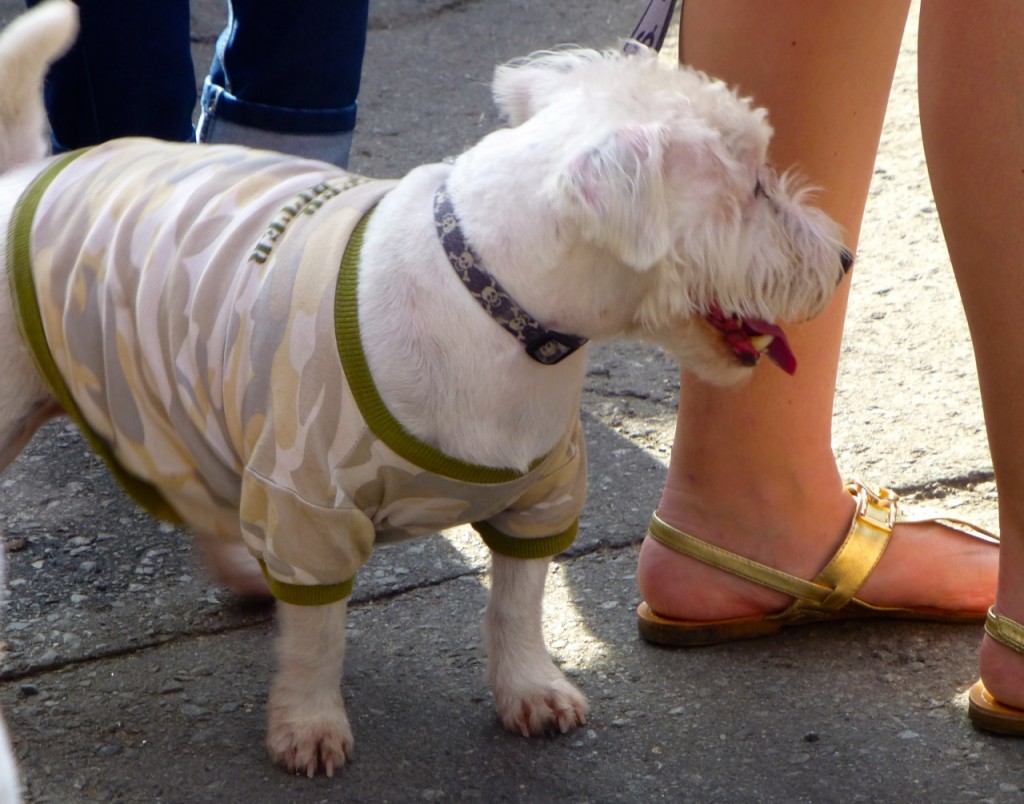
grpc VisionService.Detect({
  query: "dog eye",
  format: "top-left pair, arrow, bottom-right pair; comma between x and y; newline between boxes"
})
753,179 -> 766,198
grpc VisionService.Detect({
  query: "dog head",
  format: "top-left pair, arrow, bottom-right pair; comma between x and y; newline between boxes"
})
491,46 -> 850,384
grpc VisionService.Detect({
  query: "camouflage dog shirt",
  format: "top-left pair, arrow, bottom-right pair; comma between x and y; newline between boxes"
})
8,140 -> 585,605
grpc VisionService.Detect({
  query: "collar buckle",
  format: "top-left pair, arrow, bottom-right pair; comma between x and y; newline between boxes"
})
525,332 -> 585,365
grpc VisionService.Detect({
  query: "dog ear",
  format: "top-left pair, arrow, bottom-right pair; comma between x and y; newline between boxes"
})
492,50 -> 602,126
555,122 -> 672,271
492,62 -> 542,126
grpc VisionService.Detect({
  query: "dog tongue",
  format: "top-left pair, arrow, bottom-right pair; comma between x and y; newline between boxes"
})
746,318 -> 797,374
704,306 -> 797,375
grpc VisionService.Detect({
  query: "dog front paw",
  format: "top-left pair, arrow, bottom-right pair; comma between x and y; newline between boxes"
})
493,673 -> 589,737
266,689 -> 353,777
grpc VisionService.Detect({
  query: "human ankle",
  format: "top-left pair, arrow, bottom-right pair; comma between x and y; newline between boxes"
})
656,465 -> 850,557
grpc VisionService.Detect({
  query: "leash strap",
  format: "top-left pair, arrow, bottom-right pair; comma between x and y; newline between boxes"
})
626,0 -> 678,53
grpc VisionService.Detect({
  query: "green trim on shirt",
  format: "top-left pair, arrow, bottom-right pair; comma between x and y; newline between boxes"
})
473,520 -> 579,560
258,561 -> 353,605
335,211 -> 549,485
7,149 -> 184,525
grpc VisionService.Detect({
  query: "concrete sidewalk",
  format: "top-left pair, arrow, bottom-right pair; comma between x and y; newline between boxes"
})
0,0 -> 1018,801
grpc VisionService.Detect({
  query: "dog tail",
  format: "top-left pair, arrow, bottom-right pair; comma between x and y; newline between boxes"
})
0,0 -> 79,172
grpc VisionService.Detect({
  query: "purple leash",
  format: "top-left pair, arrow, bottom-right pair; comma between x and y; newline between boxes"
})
626,0 -> 679,53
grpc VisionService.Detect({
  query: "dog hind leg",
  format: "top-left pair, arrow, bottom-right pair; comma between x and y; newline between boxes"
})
192,530 -> 272,599
0,233 -> 59,474
484,554 -> 589,736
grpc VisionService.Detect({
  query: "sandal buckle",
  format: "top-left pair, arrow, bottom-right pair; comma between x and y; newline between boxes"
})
849,480 -> 897,534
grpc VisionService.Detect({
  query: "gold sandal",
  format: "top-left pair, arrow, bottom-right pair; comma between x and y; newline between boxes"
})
637,480 -> 998,646
969,608 -> 1024,735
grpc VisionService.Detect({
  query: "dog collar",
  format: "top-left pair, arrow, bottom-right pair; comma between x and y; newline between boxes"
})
433,183 -> 587,366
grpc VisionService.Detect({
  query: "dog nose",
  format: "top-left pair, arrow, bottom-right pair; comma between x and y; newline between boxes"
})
840,248 -> 854,274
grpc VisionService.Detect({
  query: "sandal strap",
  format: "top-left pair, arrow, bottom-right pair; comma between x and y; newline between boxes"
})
781,481 -> 894,618
985,607 -> 1024,655
648,511 -> 838,605
895,507 -> 998,544
647,481 -> 923,619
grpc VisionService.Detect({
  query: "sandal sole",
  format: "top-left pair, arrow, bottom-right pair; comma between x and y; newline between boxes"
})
637,601 -> 986,647
968,680 -> 1024,735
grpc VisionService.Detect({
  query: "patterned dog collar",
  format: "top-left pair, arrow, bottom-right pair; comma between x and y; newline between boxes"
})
433,183 -> 587,366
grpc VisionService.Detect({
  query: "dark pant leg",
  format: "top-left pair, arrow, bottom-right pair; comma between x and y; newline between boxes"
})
28,0 -> 195,150
202,0 -> 369,134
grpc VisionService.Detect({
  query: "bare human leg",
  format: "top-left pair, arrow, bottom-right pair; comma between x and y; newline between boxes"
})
637,0 -> 997,629
919,0 -> 1024,709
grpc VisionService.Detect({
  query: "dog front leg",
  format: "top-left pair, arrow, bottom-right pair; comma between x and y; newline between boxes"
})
485,554 -> 589,736
266,599 -> 352,777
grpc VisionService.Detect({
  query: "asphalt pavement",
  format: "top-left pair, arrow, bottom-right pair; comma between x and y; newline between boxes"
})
0,0 -> 1020,801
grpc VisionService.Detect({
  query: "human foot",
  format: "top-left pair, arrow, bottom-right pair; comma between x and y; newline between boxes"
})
636,481 -> 998,633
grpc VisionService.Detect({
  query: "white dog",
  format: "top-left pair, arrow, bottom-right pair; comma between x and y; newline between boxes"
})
0,0 -> 849,780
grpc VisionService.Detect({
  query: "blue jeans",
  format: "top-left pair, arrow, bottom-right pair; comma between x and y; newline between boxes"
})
29,0 -> 195,149
30,1 -> 368,166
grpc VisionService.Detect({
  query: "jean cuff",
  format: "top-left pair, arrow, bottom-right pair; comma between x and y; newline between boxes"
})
196,117 -> 354,169
198,78 -> 357,135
